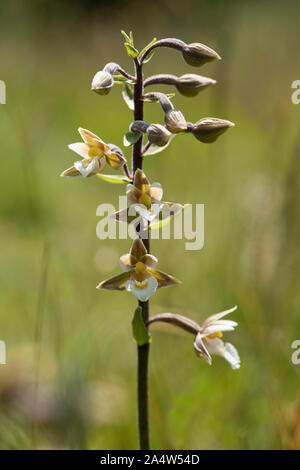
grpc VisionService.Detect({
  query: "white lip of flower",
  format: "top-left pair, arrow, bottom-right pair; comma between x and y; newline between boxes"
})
126,276 -> 158,302
74,156 -> 104,177
195,306 -> 240,369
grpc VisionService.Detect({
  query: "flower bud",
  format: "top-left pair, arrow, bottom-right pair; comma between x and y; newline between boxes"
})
164,109 -> 187,134
146,124 -> 172,146
176,74 -> 216,97
182,43 -> 221,67
130,120 -> 150,134
91,70 -> 114,95
107,143 -> 124,159
192,118 -> 234,143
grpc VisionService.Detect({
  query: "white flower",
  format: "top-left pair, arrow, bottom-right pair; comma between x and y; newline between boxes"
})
194,306 -> 240,369
61,128 -> 126,178
97,238 -> 181,301
126,276 -> 158,302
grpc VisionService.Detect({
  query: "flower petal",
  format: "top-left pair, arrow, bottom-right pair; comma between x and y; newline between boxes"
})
127,186 -> 141,205
130,238 -> 147,260
68,142 -> 90,159
149,183 -> 163,202
146,267 -> 181,288
74,157 -> 100,177
203,305 -> 238,326
60,166 -> 81,177
203,337 -> 240,370
119,253 -> 137,271
106,151 -> 126,170
126,276 -> 158,301
140,254 -> 158,267
133,169 -> 150,192
78,127 -> 101,145
193,332 -> 212,365
200,324 -> 236,337
96,271 -> 131,291
223,342 -> 241,370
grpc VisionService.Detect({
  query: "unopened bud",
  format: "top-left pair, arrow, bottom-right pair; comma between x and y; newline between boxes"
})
91,70 -> 114,95
164,109 -> 187,134
107,143 -> 124,158
130,120 -> 150,134
192,118 -> 234,143
182,43 -> 221,67
176,74 -> 216,97
146,124 -> 172,146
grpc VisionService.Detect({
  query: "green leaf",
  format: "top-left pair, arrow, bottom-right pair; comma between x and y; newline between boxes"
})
112,74 -> 135,85
121,30 -> 131,44
132,307 -> 150,346
124,131 -> 141,147
143,50 -> 155,64
96,174 -> 131,184
122,84 -> 134,110
142,93 -> 175,103
143,136 -> 174,156
150,203 -> 188,231
139,37 -> 157,61
125,43 -> 139,59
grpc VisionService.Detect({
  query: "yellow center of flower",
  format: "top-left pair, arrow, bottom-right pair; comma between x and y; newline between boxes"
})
134,280 -> 149,289
135,262 -> 146,274
139,192 -> 152,208
88,146 -> 100,158
208,331 -> 223,339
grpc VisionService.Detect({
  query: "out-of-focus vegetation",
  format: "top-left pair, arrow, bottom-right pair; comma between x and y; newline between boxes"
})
1,0 -> 300,450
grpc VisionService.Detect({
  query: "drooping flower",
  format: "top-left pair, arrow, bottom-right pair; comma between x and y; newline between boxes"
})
114,169 -> 183,226
97,238 -> 181,302
147,306 -> 240,369
61,128 -> 126,178
194,306 -> 240,369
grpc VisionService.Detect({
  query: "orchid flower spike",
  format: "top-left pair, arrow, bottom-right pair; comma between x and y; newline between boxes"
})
97,238 -> 181,302
61,128 -> 126,178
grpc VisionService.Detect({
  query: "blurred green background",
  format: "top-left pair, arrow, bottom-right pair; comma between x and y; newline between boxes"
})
1,0 -> 300,450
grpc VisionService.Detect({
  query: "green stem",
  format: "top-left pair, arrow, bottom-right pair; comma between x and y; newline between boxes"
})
132,58 -> 151,450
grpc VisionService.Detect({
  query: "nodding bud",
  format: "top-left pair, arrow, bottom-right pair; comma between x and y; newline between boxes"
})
192,118 -> 235,143
146,124 -> 172,146
176,74 -> 216,97
182,43 -> 221,67
164,109 -> 187,134
91,70 -> 114,95
107,143 -> 125,159
130,120 -> 150,134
